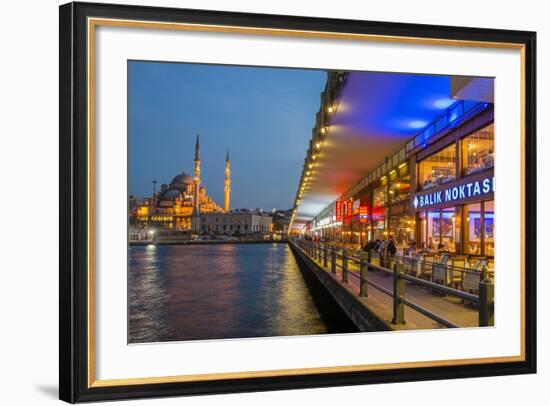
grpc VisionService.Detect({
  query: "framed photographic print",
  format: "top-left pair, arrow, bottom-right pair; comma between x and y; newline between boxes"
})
59,1 -> 537,403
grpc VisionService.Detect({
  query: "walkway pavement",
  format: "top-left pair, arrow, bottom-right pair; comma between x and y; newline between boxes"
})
302,246 -> 480,330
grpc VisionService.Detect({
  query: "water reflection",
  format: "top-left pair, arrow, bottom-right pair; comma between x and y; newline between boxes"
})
129,243 -> 357,343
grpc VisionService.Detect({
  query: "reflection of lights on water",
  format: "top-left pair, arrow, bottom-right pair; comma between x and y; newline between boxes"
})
130,244 -> 342,342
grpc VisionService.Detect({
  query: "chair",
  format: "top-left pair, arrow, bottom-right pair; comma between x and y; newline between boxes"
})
462,270 -> 481,294
420,254 -> 435,280
450,256 -> 468,288
433,253 -> 451,286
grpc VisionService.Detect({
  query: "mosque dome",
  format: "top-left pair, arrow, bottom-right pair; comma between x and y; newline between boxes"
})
161,189 -> 182,200
170,171 -> 194,188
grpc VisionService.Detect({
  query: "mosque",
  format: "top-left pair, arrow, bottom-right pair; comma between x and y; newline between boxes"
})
131,134 -> 231,231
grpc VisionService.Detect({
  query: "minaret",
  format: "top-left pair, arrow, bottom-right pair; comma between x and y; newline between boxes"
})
192,134 -> 201,232
224,149 -> 231,212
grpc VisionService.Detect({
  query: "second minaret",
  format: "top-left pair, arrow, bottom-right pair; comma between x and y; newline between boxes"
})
192,134 -> 201,220
224,149 -> 231,212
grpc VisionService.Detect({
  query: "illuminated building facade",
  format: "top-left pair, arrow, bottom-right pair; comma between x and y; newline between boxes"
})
200,210 -> 273,235
131,134 -> 230,231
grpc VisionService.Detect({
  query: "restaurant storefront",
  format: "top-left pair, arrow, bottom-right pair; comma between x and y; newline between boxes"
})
368,162 -> 413,248
334,161 -> 414,249
306,103 -> 494,259
411,122 -> 494,257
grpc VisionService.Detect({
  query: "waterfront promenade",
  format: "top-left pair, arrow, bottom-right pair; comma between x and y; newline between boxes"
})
290,239 -> 491,331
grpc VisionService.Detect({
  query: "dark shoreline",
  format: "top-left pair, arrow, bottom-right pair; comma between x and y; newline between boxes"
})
129,238 -> 288,246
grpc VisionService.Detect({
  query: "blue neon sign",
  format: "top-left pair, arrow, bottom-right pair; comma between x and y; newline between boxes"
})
413,176 -> 494,209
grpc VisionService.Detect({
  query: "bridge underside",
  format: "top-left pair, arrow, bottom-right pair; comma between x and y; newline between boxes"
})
292,71 -> 471,231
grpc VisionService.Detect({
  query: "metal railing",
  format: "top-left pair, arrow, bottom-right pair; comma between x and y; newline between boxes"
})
405,100 -> 487,153
292,239 -> 494,328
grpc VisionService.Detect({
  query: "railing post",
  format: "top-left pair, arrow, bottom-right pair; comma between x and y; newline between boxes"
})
317,243 -> 321,262
359,258 -> 368,297
313,241 -> 318,261
479,274 -> 494,327
342,249 -> 349,283
323,244 -> 328,267
331,247 -> 336,274
316,242 -> 320,261
392,262 -> 405,325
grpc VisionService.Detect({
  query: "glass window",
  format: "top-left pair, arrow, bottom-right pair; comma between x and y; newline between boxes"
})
441,207 -> 458,253
462,124 -> 494,176
464,202 -> 482,255
388,215 -> 414,247
373,185 -> 387,207
484,200 -> 495,257
418,143 -> 457,190
427,209 -> 440,251
418,211 -> 427,249
389,174 -> 411,203
372,186 -> 387,240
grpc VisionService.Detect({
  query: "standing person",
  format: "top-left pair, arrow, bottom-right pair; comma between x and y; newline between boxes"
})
362,240 -> 375,262
385,236 -> 397,268
387,236 -> 397,256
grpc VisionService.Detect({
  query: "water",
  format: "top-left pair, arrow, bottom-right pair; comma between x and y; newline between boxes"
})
129,243 -> 358,343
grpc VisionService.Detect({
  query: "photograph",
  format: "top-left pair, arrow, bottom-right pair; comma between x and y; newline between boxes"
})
56,3 -> 537,402
127,61 -> 496,343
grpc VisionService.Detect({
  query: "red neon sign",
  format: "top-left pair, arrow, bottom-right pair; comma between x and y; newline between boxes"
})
335,201 -> 342,221
359,206 -> 369,223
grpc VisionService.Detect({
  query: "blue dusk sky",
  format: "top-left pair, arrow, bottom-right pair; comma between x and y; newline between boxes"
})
129,61 -> 327,210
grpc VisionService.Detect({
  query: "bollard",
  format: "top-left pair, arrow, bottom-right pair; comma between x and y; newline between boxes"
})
342,249 -> 349,283
331,248 -> 337,274
323,245 -> 328,267
479,277 -> 494,327
359,259 -> 368,297
392,262 -> 405,324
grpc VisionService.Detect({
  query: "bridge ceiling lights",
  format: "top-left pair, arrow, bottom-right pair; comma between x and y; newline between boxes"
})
291,71 -> 465,232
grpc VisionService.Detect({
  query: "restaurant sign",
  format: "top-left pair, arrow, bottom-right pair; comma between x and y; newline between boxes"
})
335,201 -> 342,221
359,206 -> 368,223
413,175 -> 495,209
